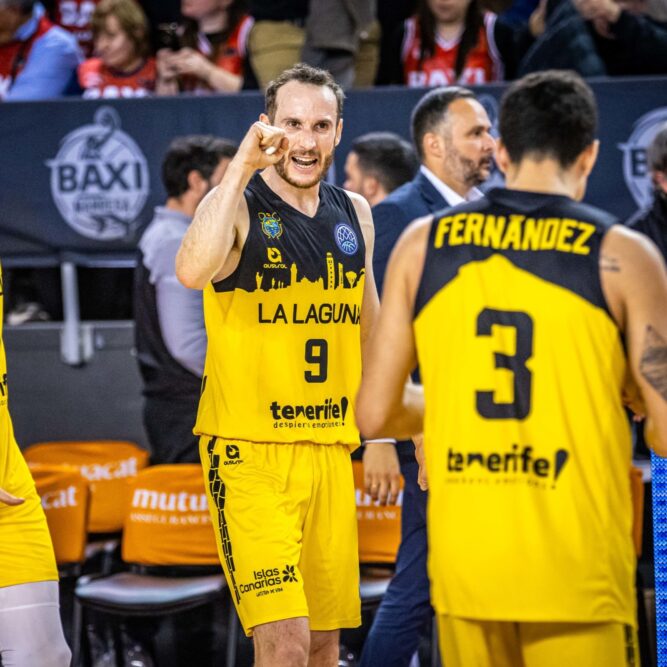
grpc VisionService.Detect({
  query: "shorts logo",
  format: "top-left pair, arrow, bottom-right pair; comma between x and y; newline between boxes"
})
282,565 -> 298,583
259,212 -> 283,239
620,107 -> 667,208
46,106 -> 149,240
224,444 -> 242,465
334,223 -> 358,255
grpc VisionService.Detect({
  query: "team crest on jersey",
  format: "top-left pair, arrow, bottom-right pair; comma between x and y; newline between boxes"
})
259,212 -> 283,239
334,223 -> 358,255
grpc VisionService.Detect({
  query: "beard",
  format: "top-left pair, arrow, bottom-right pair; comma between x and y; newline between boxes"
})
274,149 -> 335,189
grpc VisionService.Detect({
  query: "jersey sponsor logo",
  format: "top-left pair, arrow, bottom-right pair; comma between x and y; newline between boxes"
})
239,564 -> 298,597
269,396 -> 349,429
620,106 -> 667,208
334,223 -> 359,255
263,247 -> 287,269
434,213 -> 595,255
47,106 -> 149,240
446,444 -> 569,489
259,211 -> 283,239
258,301 -> 360,325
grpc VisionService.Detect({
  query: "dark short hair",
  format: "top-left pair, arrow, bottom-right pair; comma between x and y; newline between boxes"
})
265,63 -> 345,122
499,70 -> 597,169
162,135 -> 237,198
411,86 -> 476,160
350,132 -> 419,193
648,122 -> 667,175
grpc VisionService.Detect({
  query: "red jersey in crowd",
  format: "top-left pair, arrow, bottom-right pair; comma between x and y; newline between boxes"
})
78,57 -> 156,98
0,15 -> 52,99
401,14 -> 503,87
52,0 -> 101,57
183,14 -> 253,92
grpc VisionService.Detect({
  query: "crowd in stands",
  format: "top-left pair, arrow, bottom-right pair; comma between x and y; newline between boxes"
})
1,0 -> 667,102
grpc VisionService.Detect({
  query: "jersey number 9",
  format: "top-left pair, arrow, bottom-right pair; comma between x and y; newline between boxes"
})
305,339 -> 328,383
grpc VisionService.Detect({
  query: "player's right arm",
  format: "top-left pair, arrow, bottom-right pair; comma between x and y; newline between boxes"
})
176,121 -> 290,289
601,225 -> 667,456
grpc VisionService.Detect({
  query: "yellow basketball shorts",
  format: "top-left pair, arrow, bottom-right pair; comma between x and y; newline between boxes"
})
438,615 -> 639,667
199,436 -> 361,635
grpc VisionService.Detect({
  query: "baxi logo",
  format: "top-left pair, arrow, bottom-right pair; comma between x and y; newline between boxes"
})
259,211 -> 283,239
334,223 -> 358,255
620,107 -> 667,208
46,107 -> 149,240
282,565 -> 298,583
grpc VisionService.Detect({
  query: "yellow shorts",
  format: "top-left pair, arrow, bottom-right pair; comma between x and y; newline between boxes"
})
199,436 -> 361,635
438,615 -> 639,667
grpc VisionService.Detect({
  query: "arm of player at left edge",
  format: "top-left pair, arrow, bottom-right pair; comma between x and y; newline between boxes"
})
355,216 -> 431,441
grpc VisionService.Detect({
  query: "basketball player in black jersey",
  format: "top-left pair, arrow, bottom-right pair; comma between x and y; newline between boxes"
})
357,70 -> 667,666
176,64 -> 379,667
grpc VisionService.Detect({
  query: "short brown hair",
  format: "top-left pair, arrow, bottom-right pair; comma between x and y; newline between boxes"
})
265,63 -> 345,122
91,0 -> 149,59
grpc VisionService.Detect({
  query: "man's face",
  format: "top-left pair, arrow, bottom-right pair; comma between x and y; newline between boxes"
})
268,80 -> 342,190
0,7 -> 24,45
441,98 -> 495,189
343,151 -> 366,197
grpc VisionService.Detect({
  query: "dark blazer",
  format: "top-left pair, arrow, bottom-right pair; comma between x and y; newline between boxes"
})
372,169 -> 449,295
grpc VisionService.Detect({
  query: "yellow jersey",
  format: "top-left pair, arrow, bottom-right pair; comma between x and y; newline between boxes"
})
414,188 -> 634,624
0,265 -> 58,587
195,173 -> 366,447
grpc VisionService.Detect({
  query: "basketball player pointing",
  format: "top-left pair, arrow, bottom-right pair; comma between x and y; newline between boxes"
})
356,70 -> 667,667
177,64 -> 379,667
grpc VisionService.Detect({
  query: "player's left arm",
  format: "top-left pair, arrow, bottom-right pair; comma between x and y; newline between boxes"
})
355,216 -> 431,441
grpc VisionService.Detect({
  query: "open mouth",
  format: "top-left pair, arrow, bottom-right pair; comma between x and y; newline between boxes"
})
291,155 -> 318,170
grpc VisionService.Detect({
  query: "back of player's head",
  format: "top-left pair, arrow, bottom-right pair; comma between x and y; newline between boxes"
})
648,122 -> 667,176
162,135 -> 237,198
499,70 -> 597,169
265,63 -> 345,123
350,132 -> 419,194
411,86 -> 476,161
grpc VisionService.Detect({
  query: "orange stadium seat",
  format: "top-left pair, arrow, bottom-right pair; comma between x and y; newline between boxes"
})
29,462 -> 90,570
24,440 -> 149,534
71,464 -> 230,667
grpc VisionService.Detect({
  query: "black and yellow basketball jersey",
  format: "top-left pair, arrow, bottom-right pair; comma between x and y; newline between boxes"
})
0,264 -> 58,586
415,188 -> 635,624
195,173 -> 366,446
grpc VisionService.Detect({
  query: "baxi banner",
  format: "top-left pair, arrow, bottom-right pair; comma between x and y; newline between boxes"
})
1,78 -> 666,264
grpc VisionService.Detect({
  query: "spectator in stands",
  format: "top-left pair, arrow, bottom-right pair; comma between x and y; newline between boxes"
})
155,0 -> 255,94
359,86 -> 494,667
301,0 -> 379,88
78,0 -> 155,98
135,134 -> 236,465
246,0 -> 308,89
518,0 -> 667,75
627,123 -> 667,259
381,0 -> 533,86
0,0 -> 81,100
343,131 -> 419,207
375,0 -> 416,84
45,0 -> 101,56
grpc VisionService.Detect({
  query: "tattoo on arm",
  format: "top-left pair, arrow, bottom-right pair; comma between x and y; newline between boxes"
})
600,255 -> 621,272
640,325 -> 667,402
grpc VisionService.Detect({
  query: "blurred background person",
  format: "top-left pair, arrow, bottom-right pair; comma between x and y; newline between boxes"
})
380,0 -> 534,86
0,0 -> 81,100
78,0 -> 156,98
343,131 -> 419,207
155,0 -> 255,94
135,134 -> 237,465
246,0 -> 308,89
45,0 -> 101,56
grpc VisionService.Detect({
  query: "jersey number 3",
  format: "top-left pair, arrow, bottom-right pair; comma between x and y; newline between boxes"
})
476,308 -> 533,420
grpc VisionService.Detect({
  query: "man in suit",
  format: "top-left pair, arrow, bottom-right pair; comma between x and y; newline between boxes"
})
360,86 -> 495,667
